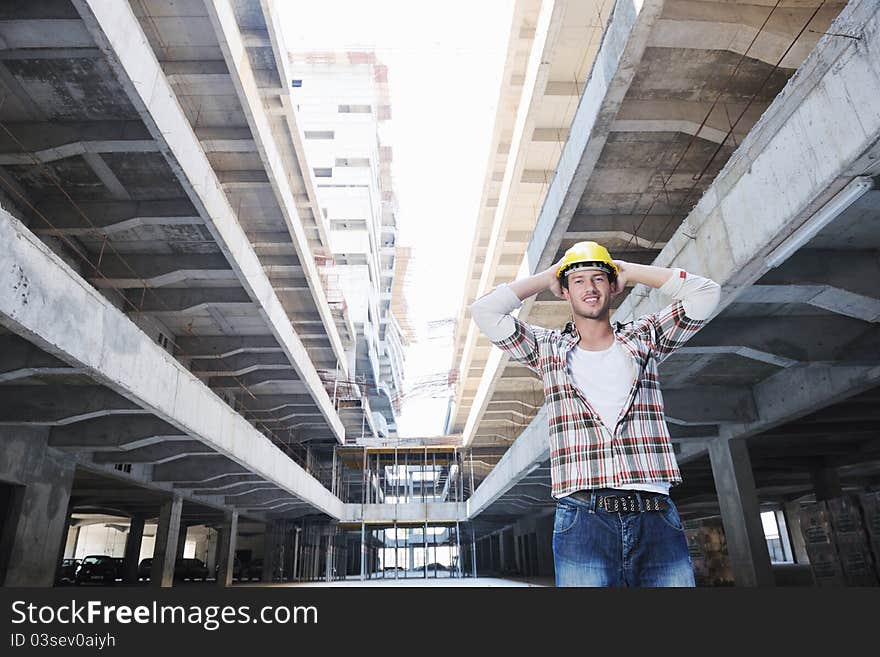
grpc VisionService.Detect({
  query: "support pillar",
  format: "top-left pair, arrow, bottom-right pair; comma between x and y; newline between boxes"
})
53,500 -> 75,586
0,428 -> 76,587
784,502 -> 810,564
498,529 -> 506,574
150,496 -> 183,588
708,438 -> 774,587
176,524 -> 188,562
123,515 -> 146,585
262,520 -> 278,584
292,526 -> 301,582
325,533 -> 332,582
215,509 -> 239,587
811,464 -> 843,501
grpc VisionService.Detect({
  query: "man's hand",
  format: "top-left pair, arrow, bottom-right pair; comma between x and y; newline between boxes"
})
543,255 -> 571,299
612,259 -> 675,293
611,259 -> 630,297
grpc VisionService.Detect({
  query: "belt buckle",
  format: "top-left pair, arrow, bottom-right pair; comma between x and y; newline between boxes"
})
603,496 -> 619,513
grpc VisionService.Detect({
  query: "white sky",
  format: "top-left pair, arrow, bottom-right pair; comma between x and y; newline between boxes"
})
278,0 -> 514,436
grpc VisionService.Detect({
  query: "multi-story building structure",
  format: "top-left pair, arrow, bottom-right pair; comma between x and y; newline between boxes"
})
1,0 -> 879,589
290,52 -> 404,439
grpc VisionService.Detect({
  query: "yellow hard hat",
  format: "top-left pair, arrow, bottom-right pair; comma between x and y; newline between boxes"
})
556,241 -> 618,279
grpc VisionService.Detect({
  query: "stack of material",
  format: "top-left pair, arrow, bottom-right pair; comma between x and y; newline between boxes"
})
860,492 -> 880,565
799,497 -> 879,587
798,502 -> 846,586
828,496 -> 878,586
684,517 -> 734,586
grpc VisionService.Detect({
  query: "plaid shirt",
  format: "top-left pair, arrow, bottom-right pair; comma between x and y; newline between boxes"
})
493,299 -> 708,498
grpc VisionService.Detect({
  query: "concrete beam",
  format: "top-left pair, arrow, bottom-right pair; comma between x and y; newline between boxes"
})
81,151 -> 131,201
153,456 -> 246,484
190,351 -> 291,377
0,209 -> 342,518
50,416 -> 188,451
0,386 -> 142,425
0,334 -> 79,381
123,287 -> 251,313
218,485 -> 278,499
206,369 -> 301,390
614,0 -> 880,327
203,0 -> 349,372
345,502 -> 466,524
87,253 -> 234,288
453,0 -> 571,433
173,335 -> 282,359
648,2 -> 844,68
33,199 -> 201,237
663,386 -> 757,425
172,474 -> 260,491
0,19 -> 93,49
721,364 -> 880,443
71,0 -> 345,442
737,284 -> 880,323
460,0 -> 665,447
226,490 -> 294,507
681,316 -> 880,366
0,138 -> 157,165
91,441 -> 215,464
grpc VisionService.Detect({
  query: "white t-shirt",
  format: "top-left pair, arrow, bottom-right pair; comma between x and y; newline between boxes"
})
566,341 -> 671,496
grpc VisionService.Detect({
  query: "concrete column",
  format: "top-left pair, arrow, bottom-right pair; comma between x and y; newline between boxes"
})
262,521 -> 278,584
215,509 -> 239,587
123,515 -> 146,585
150,496 -> 183,588
292,527 -> 301,582
53,500 -> 75,586
324,527 -> 333,582
783,502 -> 810,564
65,526 -> 81,560
513,534 -> 522,575
205,528 -> 218,574
176,524 -> 188,562
0,428 -> 76,587
811,464 -> 842,501
708,438 -> 774,587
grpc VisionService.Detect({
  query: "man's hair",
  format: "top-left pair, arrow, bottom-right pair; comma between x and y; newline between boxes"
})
560,268 -> 615,290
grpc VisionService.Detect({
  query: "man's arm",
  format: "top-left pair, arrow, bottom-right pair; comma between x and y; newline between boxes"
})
616,260 -> 721,361
614,260 -> 719,321
470,261 -> 562,374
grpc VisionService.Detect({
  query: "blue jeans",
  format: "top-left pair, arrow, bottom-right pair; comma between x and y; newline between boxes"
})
552,489 -> 695,587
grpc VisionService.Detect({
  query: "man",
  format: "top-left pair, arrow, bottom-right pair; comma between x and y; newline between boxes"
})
470,241 -> 720,587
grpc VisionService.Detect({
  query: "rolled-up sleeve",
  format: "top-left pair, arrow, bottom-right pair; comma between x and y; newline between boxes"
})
471,285 -> 546,376
632,270 -> 721,363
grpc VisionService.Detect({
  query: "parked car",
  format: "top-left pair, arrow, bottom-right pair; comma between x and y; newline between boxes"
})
137,557 -> 152,581
175,558 -> 209,581
75,555 -> 121,585
241,558 -> 263,581
56,558 -> 80,585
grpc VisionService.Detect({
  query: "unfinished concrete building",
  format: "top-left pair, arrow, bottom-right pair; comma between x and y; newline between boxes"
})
451,0 -> 880,587
1,0 -> 879,588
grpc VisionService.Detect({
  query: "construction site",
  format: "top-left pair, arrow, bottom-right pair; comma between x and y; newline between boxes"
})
1,0 -> 879,589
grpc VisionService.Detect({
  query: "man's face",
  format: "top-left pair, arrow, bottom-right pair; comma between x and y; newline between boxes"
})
562,270 -> 615,320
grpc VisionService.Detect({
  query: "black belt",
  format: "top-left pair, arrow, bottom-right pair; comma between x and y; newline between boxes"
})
568,490 -> 668,513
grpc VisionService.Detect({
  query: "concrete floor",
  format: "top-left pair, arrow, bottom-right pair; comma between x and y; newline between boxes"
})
237,576 -> 552,587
